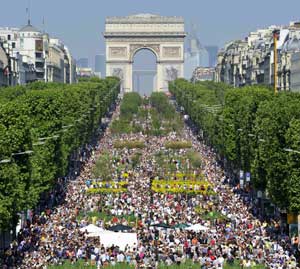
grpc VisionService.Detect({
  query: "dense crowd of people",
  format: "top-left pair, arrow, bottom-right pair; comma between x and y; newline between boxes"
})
1,98 -> 300,269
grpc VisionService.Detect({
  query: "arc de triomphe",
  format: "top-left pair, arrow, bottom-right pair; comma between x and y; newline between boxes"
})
104,14 -> 186,92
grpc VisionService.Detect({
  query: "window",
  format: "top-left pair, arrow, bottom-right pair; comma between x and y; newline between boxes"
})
36,62 -> 44,68
12,42 -> 15,49
36,72 -> 44,78
7,34 -> 11,40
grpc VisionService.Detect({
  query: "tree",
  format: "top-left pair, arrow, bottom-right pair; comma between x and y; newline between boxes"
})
169,78 -> 300,211
0,77 -> 120,231
285,119 -> 300,212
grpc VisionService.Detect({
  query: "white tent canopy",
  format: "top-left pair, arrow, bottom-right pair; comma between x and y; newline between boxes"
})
99,231 -> 138,250
185,223 -> 209,232
80,224 -> 104,235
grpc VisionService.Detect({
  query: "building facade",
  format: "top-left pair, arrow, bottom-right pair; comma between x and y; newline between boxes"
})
0,43 -> 9,86
192,67 -> 215,82
47,38 -> 66,83
291,52 -> 300,91
76,67 -> 95,78
0,21 -> 76,87
215,22 -> 300,91
64,46 -> 77,84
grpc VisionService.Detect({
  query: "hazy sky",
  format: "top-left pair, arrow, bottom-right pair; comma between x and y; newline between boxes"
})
1,0 -> 300,63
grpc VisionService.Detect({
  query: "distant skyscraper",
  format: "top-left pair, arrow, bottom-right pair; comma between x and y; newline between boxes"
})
95,54 -> 106,78
76,58 -> 89,68
184,52 -> 199,79
205,46 -> 218,67
199,47 -> 209,67
184,26 -> 200,79
184,23 -> 211,79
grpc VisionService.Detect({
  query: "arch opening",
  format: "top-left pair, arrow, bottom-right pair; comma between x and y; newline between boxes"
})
132,48 -> 157,96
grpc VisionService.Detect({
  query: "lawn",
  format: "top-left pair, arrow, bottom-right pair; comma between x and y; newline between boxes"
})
154,149 -> 203,177
160,260 -> 265,269
224,260 -> 266,269
48,259 -> 266,269
159,260 -> 201,269
200,211 -> 229,221
48,260 -> 133,269
77,211 -> 137,224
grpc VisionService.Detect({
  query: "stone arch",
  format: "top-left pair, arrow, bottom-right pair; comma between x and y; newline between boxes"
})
130,45 -> 160,63
104,14 -> 186,92
132,48 -> 158,95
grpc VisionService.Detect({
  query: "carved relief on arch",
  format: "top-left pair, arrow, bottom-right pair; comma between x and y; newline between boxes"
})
130,44 -> 160,60
109,47 -> 127,58
164,65 -> 180,81
162,46 -> 181,58
112,67 -> 124,80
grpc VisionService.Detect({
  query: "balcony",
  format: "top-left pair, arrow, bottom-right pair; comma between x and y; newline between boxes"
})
35,67 -> 45,73
35,57 -> 45,63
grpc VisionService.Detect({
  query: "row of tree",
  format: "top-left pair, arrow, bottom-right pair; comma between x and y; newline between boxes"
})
170,79 -> 300,213
0,77 -> 120,230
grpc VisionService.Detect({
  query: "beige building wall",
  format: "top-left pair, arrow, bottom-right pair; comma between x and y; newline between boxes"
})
291,52 -> 300,91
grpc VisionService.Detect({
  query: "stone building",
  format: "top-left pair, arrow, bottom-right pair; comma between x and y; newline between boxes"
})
0,21 -> 76,86
0,43 -> 9,86
76,67 -> 95,79
215,22 -> 300,91
47,38 -> 66,83
291,52 -> 300,91
192,67 -> 215,82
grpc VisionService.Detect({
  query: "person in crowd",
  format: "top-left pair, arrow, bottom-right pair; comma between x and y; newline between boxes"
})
2,99 -> 299,269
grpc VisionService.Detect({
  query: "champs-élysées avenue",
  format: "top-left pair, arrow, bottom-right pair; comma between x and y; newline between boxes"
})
1,0 -> 300,268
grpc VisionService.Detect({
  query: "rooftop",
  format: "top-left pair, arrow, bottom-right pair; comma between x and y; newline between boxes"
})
106,14 -> 184,24
20,21 -> 41,33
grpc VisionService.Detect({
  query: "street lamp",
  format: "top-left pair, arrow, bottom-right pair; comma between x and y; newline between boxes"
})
283,148 -> 300,154
11,150 -> 34,156
62,124 -> 74,129
32,141 -> 45,146
38,135 -> 59,141
0,159 -> 11,164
